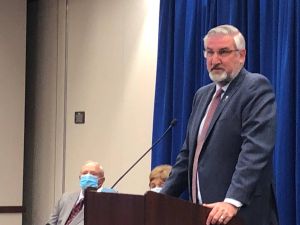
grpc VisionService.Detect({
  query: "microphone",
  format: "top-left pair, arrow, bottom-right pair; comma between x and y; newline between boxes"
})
111,118 -> 177,189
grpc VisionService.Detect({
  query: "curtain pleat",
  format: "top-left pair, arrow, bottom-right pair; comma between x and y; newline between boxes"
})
152,0 -> 300,224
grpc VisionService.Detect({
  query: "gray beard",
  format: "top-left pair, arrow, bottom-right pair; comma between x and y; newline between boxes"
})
209,71 -> 232,86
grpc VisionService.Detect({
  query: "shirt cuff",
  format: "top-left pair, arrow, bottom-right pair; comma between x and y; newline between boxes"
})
224,198 -> 243,208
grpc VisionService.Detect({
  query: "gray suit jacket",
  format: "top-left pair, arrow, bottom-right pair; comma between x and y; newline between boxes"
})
161,68 -> 278,225
47,191 -> 84,225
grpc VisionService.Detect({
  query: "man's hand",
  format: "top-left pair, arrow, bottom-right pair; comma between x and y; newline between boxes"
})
203,202 -> 238,225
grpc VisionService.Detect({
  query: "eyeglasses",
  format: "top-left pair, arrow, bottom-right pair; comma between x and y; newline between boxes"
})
203,49 -> 240,58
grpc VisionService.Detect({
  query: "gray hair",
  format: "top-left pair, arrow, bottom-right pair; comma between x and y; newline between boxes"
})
203,24 -> 245,50
82,160 -> 105,177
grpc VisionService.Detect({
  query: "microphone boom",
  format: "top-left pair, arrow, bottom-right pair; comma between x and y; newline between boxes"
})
111,119 -> 177,189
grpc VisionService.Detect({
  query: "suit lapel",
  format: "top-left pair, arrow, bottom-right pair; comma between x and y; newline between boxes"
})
205,69 -> 246,138
62,192 -> 80,225
70,208 -> 84,225
190,85 -> 216,156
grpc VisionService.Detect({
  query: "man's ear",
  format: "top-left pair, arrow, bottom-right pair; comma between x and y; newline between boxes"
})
239,49 -> 246,64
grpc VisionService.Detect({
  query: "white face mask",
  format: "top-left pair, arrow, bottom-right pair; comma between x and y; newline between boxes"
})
150,186 -> 162,193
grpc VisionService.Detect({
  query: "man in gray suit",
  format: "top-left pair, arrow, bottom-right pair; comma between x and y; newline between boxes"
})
161,25 -> 278,225
47,161 -> 105,225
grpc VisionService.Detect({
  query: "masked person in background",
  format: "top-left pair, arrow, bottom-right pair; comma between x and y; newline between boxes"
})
46,161 -> 105,225
149,164 -> 172,193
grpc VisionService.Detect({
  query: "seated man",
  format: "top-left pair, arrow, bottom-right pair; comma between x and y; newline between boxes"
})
149,164 -> 172,193
46,160 -> 105,225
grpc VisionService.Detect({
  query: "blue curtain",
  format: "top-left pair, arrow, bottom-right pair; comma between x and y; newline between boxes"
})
152,0 -> 300,224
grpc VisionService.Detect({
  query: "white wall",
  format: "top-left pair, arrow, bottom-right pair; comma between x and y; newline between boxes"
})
0,0 -> 26,225
65,0 -> 159,194
25,0 -> 159,224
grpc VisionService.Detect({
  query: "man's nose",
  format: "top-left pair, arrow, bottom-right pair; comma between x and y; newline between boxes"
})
211,53 -> 221,64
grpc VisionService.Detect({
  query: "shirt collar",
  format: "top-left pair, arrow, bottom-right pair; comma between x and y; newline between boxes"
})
76,190 -> 85,204
216,82 -> 229,93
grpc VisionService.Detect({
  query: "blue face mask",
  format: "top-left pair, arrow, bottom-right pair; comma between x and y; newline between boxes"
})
150,186 -> 162,193
80,174 -> 98,190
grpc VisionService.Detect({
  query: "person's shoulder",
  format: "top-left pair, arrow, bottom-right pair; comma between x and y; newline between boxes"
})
243,69 -> 271,85
60,190 -> 80,200
195,82 -> 215,96
242,70 -> 275,97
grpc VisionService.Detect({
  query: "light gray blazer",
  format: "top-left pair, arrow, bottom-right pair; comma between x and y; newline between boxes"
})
47,191 -> 84,225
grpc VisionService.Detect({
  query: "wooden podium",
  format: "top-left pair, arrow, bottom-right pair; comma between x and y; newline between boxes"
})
84,190 -> 244,225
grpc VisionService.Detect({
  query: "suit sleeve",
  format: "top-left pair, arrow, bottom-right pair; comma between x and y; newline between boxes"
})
160,139 -> 189,196
226,76 -> 276,205
46,194 -> 64,225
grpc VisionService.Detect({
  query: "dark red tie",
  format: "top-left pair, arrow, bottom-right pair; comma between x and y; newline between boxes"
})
65,199 -> 84,225
192,88 -> 223,203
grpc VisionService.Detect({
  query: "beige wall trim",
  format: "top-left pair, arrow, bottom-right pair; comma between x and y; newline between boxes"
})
54,0 -> 68,200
